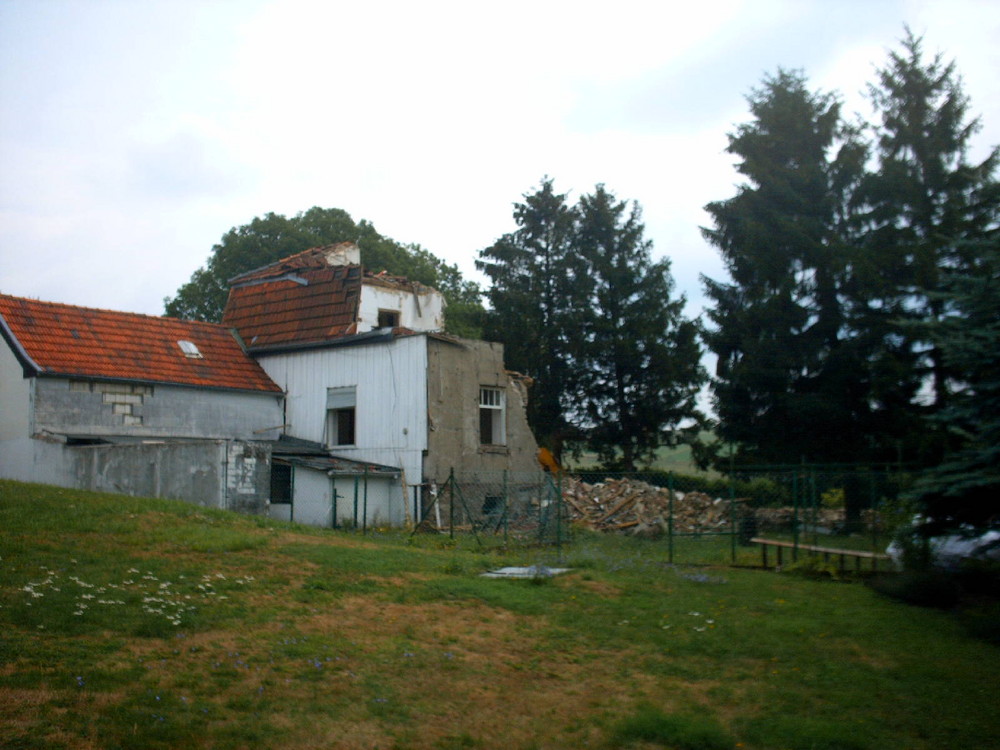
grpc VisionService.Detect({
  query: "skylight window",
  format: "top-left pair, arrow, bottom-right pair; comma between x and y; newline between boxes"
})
177,340 -> 203,359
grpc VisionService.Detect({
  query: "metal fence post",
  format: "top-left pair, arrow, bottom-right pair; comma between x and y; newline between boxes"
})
556,470 -> 564,555
668,472 -> 675,565
729,471 -> 737,564
503,469 -> 509,546
449,468 -> 455,539
362,466 -> 369,534
792,469 -> 800,561
353,475 -> 359,529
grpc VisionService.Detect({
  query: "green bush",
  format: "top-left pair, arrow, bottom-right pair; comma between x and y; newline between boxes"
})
868,570 -> 961,609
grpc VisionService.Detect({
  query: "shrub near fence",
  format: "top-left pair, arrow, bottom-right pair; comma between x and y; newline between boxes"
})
414,466 -> 907,567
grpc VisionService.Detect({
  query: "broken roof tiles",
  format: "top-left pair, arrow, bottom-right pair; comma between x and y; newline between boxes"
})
222,242 -> 437,350
0,294 -> 282,393
223,264 -> 363,349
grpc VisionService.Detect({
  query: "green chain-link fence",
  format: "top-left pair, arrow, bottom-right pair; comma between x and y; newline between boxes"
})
410,465 -> 909,567
414,469 -> 570,549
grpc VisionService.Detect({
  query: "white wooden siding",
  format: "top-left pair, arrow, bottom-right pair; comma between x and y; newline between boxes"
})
274,469 -> 401,528
257,335 -> 428,517
287,468 -> 333,527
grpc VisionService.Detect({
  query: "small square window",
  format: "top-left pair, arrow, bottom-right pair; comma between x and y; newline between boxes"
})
177,340 -> 203,358
378,309 -> 401,328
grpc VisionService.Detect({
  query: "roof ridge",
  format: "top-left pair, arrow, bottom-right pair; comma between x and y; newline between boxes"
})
227,242 -> 360,284
0,294 -> 282,393
0,293 -> 223,329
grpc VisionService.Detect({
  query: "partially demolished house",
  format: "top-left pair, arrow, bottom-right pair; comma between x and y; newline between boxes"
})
0,294 -> 284,512
0,242 -> 540,528
222,242 -> 540,527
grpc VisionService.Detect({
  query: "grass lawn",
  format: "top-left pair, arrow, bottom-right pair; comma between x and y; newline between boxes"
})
2,479 -> 998,749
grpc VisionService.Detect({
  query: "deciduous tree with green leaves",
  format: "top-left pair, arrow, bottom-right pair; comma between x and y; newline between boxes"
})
164,206 -> 484,337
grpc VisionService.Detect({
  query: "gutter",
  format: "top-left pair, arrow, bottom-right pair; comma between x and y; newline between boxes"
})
247,328 -> 400,356
0,312 -> 43,377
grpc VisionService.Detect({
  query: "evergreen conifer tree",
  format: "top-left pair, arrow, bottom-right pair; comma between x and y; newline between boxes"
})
905,241 -> 1000,529
863,29 -> 1000,415
701,70 -> 872,465
476,179 -> 587,455
575,185 -> 704,470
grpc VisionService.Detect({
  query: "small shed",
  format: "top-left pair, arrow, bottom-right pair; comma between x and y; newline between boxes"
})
269,436 -> 403,528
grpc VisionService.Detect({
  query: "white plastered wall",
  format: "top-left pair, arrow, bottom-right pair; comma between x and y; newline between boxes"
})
357,283 -> 445,334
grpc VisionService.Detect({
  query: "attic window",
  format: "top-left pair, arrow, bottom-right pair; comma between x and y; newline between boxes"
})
177,340 -> 203,359
378,309 -> 400,329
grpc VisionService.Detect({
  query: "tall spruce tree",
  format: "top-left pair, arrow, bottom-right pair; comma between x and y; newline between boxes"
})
701,70 -> 875,465
575,185 -> 704,470
863,29 -> 1000,417
905,240 -> 1000,530
476,179 -> 587,455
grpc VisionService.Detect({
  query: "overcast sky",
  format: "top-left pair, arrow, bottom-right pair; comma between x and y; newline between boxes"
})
2,0 -> 998,322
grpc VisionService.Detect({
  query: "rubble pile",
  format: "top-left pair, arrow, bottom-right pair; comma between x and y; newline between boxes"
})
753,507 -> 846,532
562,477 -> 735,537
561,477 -> 870,537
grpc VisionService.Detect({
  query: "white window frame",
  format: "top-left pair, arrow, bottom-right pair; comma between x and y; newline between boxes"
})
325,386 -> 357,447
479,386 -> 506,446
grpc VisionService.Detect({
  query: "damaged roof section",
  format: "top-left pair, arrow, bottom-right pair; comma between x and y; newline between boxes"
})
225,261 -> 364,347
222,242 -> 443,351
0,294 -> 282,394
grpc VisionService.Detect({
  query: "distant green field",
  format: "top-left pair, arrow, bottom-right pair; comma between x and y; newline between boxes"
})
566,433 -> 720,476
2,479 -> 998,749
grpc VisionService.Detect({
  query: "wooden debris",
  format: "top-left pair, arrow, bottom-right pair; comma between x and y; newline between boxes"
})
562,477 -> 857,537
561,477 -> 737,537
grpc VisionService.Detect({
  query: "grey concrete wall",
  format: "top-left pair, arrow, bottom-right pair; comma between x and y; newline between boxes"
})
31,378 -> 284,442
0,438 -> 270,514
71,439 -> 270,513
0,435 -> 77,487
223,441 -> 272,514
424,337 -> 540,485
0,337 -> 32,442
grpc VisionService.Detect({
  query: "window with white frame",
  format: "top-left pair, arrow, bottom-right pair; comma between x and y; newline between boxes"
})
479,387 -> 505,446
325,386 -> 356,447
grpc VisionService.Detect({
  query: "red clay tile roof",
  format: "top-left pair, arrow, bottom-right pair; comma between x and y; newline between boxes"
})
223,263 -> 363,348
222,244 -> 443,350
0,294 -> 282,393
228,244 -> 356,285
